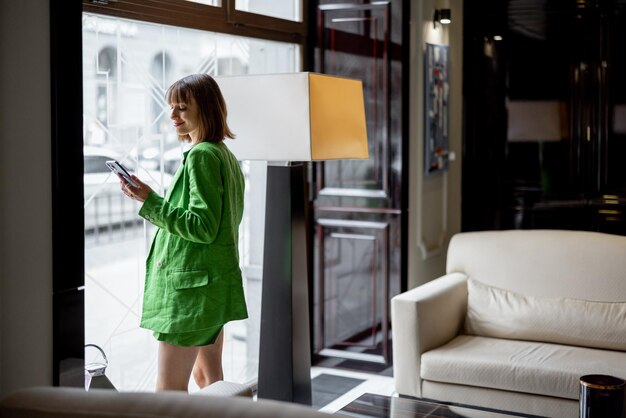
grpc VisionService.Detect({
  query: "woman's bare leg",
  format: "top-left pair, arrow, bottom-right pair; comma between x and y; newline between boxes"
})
156,341 -> 200,392
192,330 -> 224,388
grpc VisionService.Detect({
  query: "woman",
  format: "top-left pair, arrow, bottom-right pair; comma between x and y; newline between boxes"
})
118,74 -> 247,392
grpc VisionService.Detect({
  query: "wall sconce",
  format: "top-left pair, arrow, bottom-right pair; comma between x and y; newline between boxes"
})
434,8 -> 452,28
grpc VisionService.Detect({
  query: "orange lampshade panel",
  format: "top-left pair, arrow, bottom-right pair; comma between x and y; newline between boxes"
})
309,73 -> 369,160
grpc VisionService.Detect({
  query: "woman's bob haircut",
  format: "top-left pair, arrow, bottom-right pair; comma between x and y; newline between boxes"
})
166,73 -> 235,143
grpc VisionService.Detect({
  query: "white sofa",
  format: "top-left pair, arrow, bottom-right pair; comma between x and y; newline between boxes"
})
392,229 -> 626,418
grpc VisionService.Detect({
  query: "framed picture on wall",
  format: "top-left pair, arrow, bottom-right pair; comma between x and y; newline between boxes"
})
424,43 -> 450,175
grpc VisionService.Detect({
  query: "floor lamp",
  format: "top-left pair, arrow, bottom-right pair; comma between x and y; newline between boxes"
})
216,72 -> 369,405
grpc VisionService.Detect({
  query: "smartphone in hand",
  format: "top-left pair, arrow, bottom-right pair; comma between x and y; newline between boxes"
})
105,160 -> 139,188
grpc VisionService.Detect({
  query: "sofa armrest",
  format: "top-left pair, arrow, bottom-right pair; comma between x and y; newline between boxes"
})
0,387 -> 330,418
391,272 -> 468,398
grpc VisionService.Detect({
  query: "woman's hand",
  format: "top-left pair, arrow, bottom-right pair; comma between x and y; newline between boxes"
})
119,174 -> 153,203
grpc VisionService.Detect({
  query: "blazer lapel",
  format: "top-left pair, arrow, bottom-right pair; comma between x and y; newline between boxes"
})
165,153 -> 187,200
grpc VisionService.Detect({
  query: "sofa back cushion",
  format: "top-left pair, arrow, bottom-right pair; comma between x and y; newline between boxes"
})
465,278 -> 626,351
447,229 -> 626,302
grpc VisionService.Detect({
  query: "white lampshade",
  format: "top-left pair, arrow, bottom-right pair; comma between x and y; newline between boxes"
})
215,72 -> 369,161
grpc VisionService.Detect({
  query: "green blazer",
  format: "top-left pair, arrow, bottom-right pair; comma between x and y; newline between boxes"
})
138,141 -> 247,334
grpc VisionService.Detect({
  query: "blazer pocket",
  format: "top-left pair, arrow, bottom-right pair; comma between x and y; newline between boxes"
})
170,270 -> 210,290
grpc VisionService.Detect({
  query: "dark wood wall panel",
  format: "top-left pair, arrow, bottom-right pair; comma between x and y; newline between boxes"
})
312,0 -> 407,366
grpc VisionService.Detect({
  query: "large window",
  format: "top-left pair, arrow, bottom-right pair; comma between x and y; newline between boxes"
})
82,5 -> 302,391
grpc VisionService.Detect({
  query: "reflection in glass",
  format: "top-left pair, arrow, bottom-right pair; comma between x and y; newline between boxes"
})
185,0 -> 220,6
235,0 -> 301,22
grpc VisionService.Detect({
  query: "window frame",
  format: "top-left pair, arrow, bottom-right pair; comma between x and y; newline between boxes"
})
82,0 -> 308,44
50,0 -> 311,388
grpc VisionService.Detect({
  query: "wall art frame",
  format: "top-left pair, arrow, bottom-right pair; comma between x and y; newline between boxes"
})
424,42 -> 450,175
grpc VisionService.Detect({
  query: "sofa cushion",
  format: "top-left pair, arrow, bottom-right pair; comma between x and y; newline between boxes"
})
421,335 -> 626,399
446,230 -> 626,301
464,278 -> 626,351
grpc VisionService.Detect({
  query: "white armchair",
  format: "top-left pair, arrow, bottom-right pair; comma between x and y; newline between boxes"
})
392,229 -> 626,418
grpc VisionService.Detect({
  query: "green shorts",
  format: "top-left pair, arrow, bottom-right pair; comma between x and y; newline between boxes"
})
153,324 -> 223,347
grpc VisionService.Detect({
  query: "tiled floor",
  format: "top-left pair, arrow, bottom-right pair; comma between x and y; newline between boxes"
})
310,366 -> 396,414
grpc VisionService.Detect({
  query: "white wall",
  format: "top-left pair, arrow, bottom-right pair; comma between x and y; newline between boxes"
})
0,0 -> 53,395
408,0 -> 463,289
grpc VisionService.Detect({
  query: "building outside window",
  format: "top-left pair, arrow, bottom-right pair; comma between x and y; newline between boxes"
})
82,8 -> 301,391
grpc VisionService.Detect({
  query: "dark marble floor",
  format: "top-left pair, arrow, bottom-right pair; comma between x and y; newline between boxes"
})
311,331 -> 396,412
311,373 -> 366,409
310,367 -> 395,414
